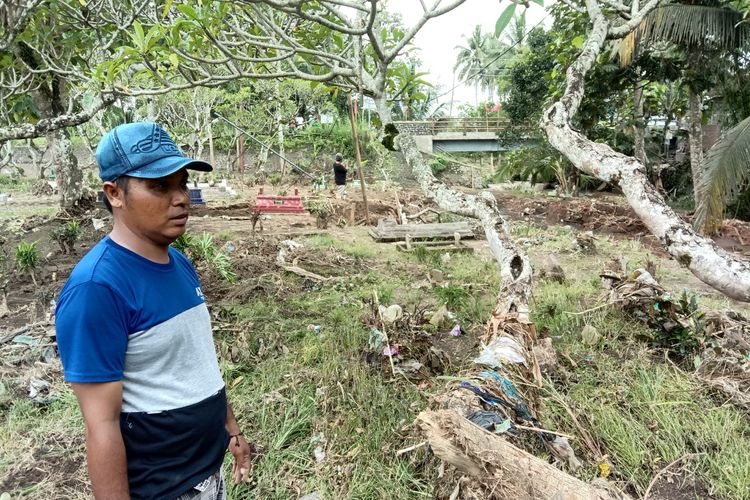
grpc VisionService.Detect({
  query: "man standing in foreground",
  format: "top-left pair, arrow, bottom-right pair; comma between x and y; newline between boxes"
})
55,123 -> 252,499
332,152 -> 348,199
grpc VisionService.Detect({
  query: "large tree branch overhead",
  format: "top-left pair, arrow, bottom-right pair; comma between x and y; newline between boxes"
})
0,94 -> 116,144
542,0 -> 750,302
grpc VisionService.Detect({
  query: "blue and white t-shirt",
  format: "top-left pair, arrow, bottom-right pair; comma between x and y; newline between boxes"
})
55,236 -> 228,499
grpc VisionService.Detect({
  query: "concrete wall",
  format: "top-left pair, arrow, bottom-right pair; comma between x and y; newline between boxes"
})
394,121 -> 432,136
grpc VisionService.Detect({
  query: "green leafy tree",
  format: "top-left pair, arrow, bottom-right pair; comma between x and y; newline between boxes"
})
502,28 -> 554,125
616,2 -> 750,233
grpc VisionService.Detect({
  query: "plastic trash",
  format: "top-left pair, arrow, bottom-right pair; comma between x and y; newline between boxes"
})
379,304 -> 403,324
382,345 -> 398,357
12,335 -> 40,346
468,410 -> 513,434
473,337 -> 526,368
368,328 -> 386,351
450,324 -> 462,337
308,325 -> 322,334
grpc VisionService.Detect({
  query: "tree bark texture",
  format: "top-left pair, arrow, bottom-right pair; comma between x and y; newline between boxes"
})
54,128 -> 83,209
687,89 -> 704,203
0,95 -> 115,143
542,0 -> 750,302
633,81 -> 646,165
417,410 -> 632,500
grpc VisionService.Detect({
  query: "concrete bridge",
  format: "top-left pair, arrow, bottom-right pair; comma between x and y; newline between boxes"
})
394,118 -> 537,153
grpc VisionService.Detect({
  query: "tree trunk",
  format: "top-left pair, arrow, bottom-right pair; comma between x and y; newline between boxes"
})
396,133 -> 533,317
688,88 -> 704,205
54,128 -> 83,209
237,134 -> 245,173
208,117 -> 215,168
417,410 -> 632,500
542,2 -> 750,302
633,81 -> 646,165
373,93 -> 392,126
397,130 -> 589,470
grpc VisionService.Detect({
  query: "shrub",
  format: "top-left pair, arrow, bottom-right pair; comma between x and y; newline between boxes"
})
172,232 -> 235,283
49,220 -> 81,254
15,241 -> 39,284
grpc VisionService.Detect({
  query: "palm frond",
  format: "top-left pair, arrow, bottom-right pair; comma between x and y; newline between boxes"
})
694,115 -> 750,233
617,5 -> 749,66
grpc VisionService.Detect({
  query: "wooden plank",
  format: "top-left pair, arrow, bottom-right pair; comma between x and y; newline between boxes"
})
395,241 -> 474,253
370,220 -> 474,242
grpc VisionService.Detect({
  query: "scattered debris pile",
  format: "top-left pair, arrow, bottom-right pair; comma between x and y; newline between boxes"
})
602,262 -> 750,409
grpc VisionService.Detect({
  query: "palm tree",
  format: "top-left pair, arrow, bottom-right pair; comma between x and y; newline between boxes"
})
618,2 -> 750,233
454,26 -> 509,104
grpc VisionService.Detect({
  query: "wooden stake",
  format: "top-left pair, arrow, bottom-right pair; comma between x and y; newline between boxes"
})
347,93 -> 370,224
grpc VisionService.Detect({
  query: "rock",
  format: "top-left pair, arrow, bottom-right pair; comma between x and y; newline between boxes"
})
540,254 -> 565,282
581,325 -> 600,346
429,268 -> 445,283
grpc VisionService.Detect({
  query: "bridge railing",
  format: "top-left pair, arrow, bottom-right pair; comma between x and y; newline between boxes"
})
394,118 -> 537,136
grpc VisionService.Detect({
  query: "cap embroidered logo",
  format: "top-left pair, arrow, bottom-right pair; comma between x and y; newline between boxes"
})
130,126 -> 180,155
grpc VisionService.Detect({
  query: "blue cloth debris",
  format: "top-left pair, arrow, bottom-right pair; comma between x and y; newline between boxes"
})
479,371 -> 533,422
468,410 -> 515,435
459,370 -> 556,442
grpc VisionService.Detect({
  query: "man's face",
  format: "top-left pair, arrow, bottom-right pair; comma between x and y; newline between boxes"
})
106,169 -> 190,246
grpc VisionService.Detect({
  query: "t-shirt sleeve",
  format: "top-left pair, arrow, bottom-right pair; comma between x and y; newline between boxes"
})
55,282 -> 130,383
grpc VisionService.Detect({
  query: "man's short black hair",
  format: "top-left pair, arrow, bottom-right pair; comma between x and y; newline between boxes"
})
335,153 -> 342,161
102,176 -> 131,213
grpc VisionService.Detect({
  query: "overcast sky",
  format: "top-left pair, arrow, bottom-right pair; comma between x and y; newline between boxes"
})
389,0 -> 552,113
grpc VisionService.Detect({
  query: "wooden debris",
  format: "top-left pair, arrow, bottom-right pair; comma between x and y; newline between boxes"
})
395,240 -> 473,253
417,410 -> 632,500
369,218 -> 473,242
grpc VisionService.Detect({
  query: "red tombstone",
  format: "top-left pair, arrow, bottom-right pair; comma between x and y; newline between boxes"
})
252,187 -> 305,214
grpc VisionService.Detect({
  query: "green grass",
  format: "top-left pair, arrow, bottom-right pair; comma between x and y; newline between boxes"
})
3,212 -> 749,499
0,174 -> 36,193
528,255 -> 750,499
0,206 -> 57,221
216,271 -> 437,499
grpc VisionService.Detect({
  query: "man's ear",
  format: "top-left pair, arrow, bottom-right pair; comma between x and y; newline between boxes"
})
103,181 -> 125,209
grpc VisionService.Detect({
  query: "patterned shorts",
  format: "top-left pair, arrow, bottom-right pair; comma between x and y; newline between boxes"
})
175,469 -> 226,500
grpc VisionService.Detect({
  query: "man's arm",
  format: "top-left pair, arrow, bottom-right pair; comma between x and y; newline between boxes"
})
72,382 -> 129,499
225,403 -> 252,484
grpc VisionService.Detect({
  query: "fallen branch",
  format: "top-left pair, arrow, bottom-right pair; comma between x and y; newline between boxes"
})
417,410 -> 632,500
275,240 -> 332,282
1,320 -> 53,344
542,0 -> 750,302
395,440 -> 427,456
278,265 -> 331,282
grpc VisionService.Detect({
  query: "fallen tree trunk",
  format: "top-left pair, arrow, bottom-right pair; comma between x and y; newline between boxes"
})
395,134 -> 533,324
395,133 -> 625,496
542,0 -> 750,302
417,410 -> 632,500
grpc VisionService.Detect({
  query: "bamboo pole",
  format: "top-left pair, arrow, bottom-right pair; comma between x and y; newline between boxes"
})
347,93 -> 370,224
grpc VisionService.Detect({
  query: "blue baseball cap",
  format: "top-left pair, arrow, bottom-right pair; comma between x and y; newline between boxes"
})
96,122 -> 212,181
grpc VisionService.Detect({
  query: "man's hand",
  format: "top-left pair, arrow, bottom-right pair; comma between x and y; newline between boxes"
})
228,434 -> 253,483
